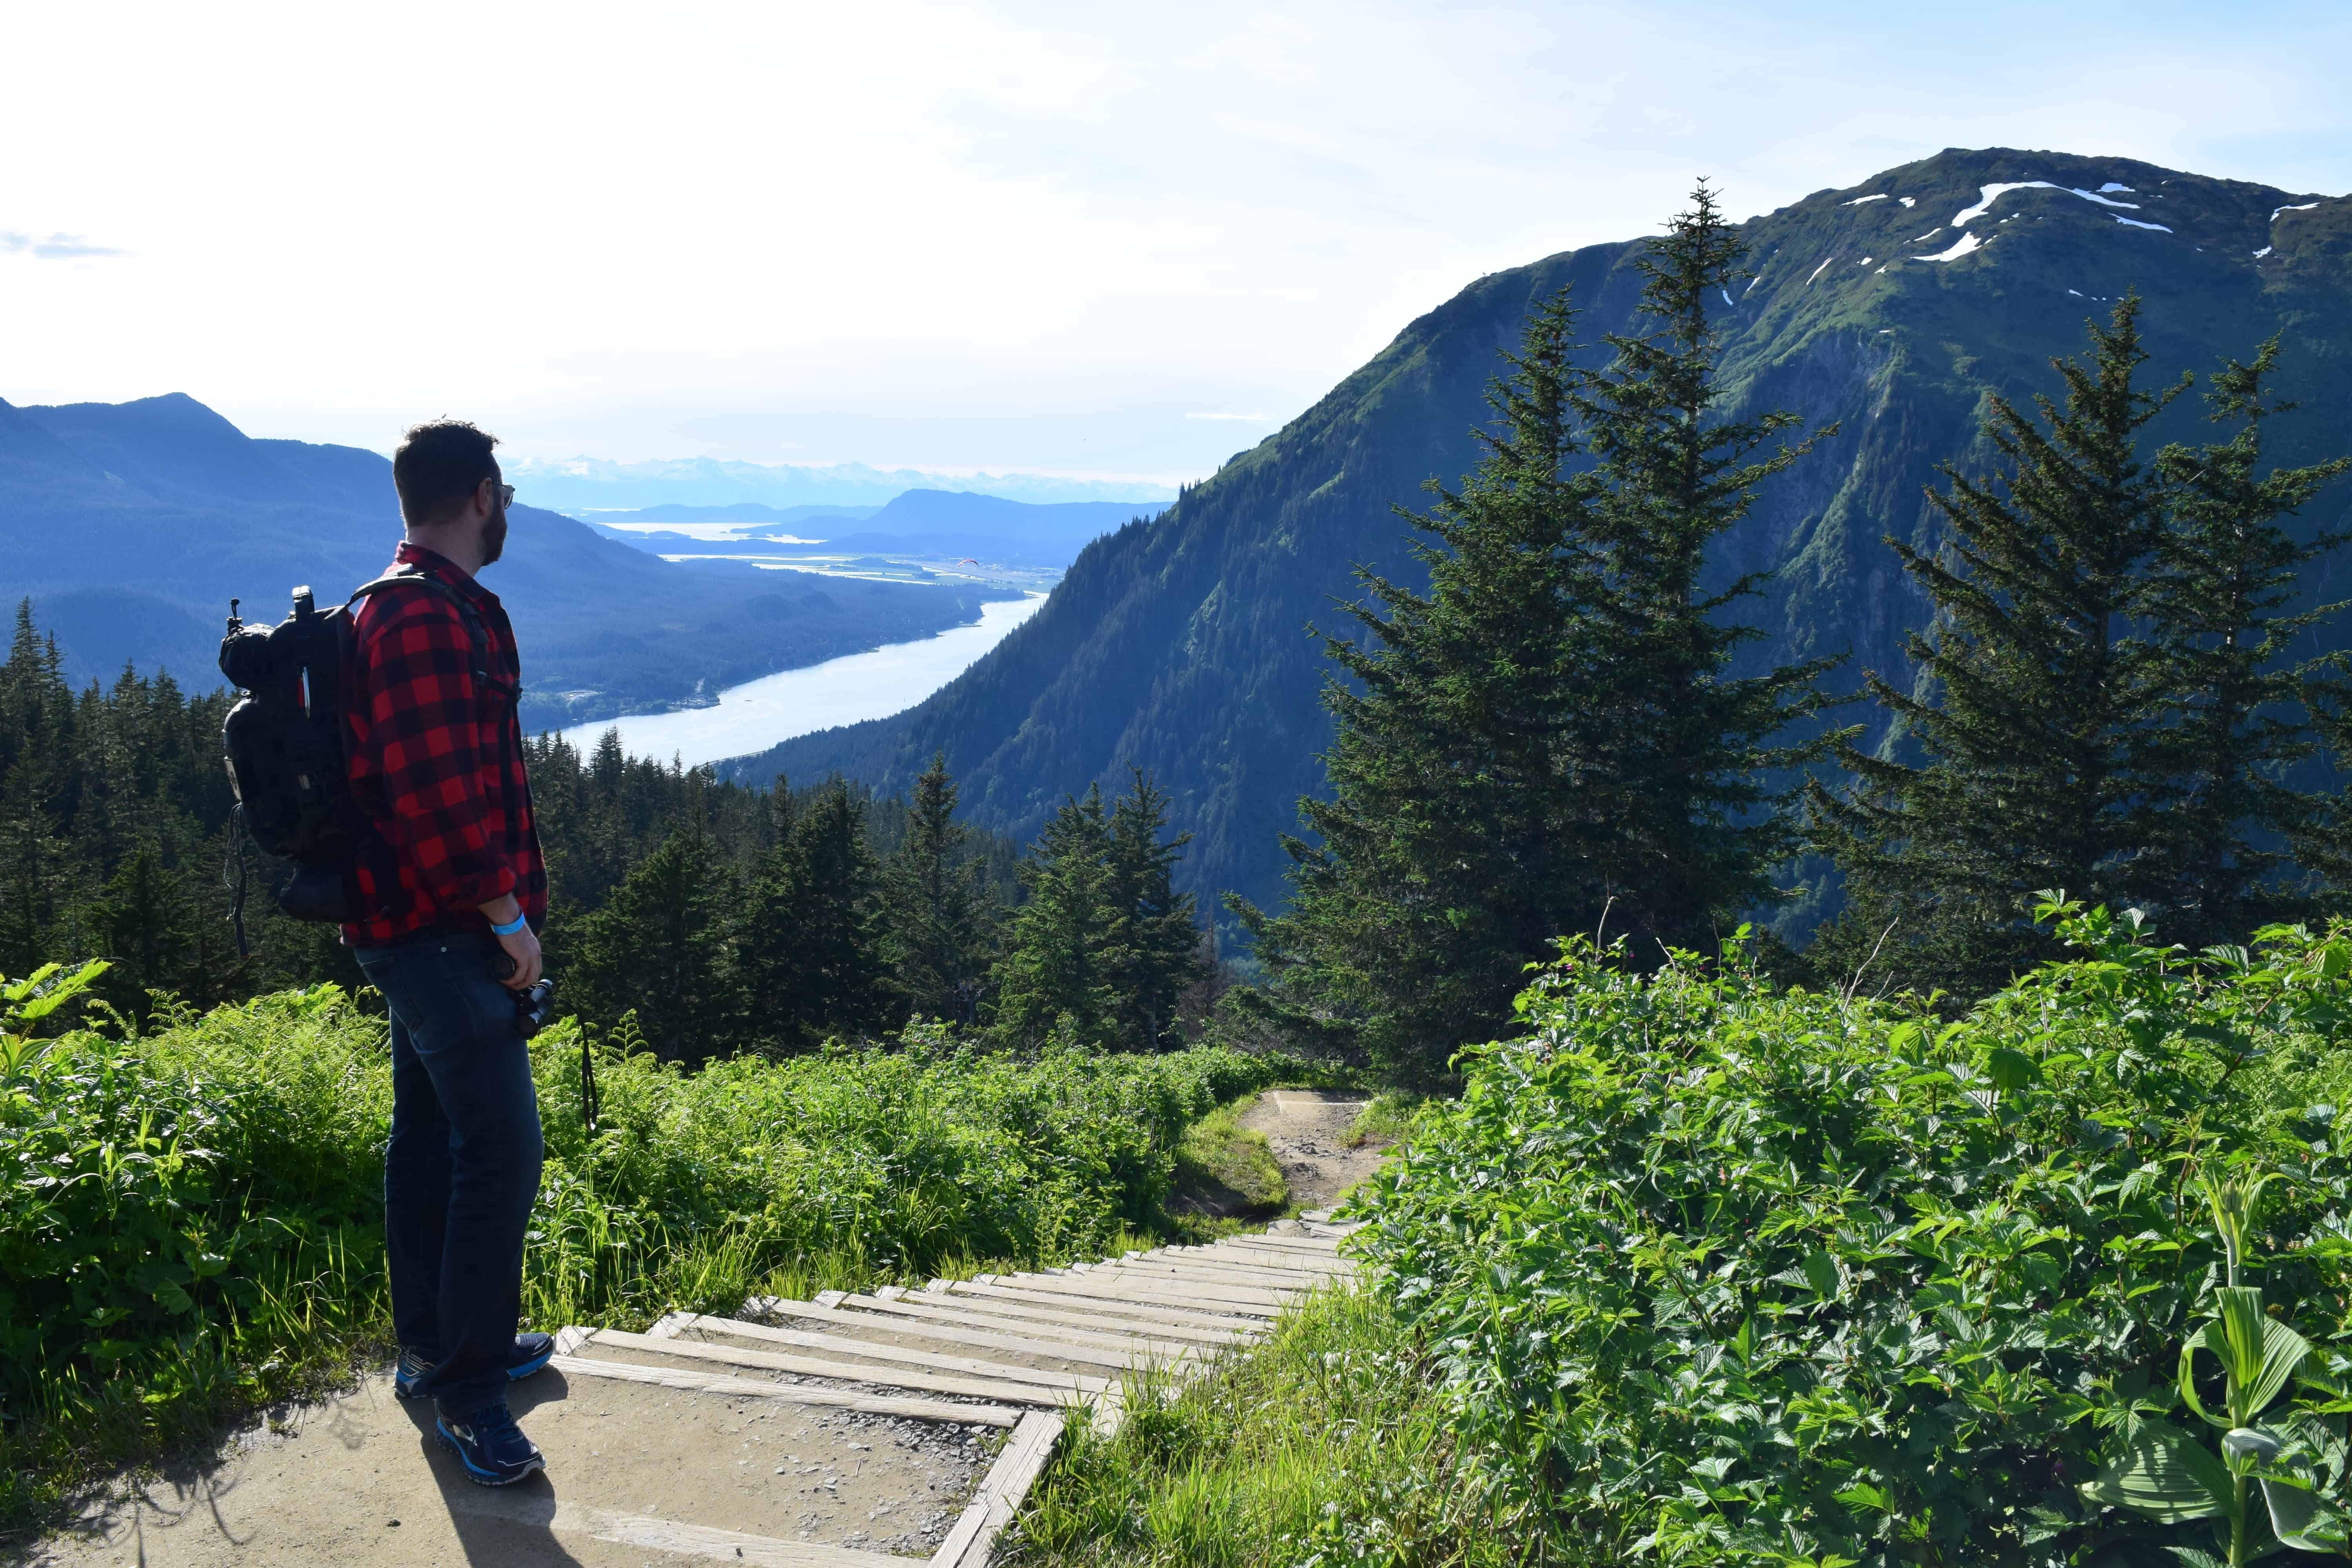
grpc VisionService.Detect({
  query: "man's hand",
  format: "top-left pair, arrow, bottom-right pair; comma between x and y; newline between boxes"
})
479,895 -> 542,990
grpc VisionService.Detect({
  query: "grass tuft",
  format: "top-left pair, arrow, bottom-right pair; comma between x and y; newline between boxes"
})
1171,1100 -> 1287,1217
1002,1285 -> 1521,1568
1340,1090 -> 1428,1149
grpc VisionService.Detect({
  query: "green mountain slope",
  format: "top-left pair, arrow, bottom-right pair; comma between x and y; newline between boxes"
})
0,394 -> 1020,728
727,148 -> 2352,925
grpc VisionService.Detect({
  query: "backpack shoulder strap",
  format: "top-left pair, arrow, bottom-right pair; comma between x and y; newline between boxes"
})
346,572 -> 518,701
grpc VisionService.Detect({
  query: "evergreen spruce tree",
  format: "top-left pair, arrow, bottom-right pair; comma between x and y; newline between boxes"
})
1103,769 -> 1206,1049
566,820 -> 737,1063
735,776 -> 886,1049
1811,297 -> 2189,996
1238,185 -> 1838,1080
2129,342 -> 2352,945
993,786 -> 1120,1048
81,847 -> 200,1020
878,753 -> 997,1026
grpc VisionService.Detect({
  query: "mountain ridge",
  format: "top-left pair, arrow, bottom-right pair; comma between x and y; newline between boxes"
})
0,394 -> 1021,727
510,453 -> 1179,511
722,146 -> 2352,929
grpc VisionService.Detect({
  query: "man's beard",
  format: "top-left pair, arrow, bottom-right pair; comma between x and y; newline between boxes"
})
482,502 -> 508,565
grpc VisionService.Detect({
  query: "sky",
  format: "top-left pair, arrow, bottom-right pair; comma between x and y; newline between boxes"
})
6,0 -> 2349,486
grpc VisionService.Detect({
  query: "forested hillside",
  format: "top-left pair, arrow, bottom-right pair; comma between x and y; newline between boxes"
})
0,392 -> 1018,728
739,147 -> 2352,924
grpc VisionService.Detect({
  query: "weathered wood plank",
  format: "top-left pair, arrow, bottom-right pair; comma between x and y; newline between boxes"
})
936,1409 -> 1065,1568
674,1313 -> 1113,1393
578,1328 -> 1087,1409
973,1275 -> 1284,1319
833,1292 -> 1216,1360
941,1279 -> 1270,1335
549,1352 -> 1019,1426
1074,1258 -> 1322,1295
444,1493 -> 915,1568
949,1280 -> 1274,1332
901,1286 -> 1251,1347
1051,1264 -> 1297,1302
750,1295 -> 1188,1372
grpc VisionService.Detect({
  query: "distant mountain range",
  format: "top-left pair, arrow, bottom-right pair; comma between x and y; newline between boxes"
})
0,393 -> 1020,729
584,488 -> 1170,569
728,147 -> 2352,932
509,454 -> 1179,512
579,502 -> 885,526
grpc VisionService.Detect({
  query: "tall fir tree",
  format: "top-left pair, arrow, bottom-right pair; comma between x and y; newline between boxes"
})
993,785 -> 1120,1049
735,776 -> 887,1049
1811,297 -> 2189,996
1238,185 -> 1837,1080
565,819 -> 737,1063
1103,769 -> 1206,1050
2129,341 -> 2352,945
878,753 -> 997,1026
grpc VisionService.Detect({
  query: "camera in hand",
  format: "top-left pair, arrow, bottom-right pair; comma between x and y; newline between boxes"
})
514,979 -> 556,1039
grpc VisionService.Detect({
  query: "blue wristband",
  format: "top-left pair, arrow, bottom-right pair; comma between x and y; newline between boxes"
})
490,913 -> 528,937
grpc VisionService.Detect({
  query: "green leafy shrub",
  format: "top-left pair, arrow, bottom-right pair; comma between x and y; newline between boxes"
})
0,995 -> 1285,1528
1347,902 -> 2352,1565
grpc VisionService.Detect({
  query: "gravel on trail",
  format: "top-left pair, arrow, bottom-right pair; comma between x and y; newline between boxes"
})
1236,1090 -> 1386,1211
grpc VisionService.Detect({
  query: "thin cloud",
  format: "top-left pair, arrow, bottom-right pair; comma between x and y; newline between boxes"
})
1186,411 -> 1278,421
0,231 -> 125,260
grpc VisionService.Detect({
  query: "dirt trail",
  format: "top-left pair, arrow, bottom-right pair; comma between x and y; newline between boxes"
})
25,1367 -> 991,1566
1237,1090 -> 1386,1211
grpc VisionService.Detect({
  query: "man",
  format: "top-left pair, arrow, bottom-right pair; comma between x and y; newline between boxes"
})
345,420 -> 553,1486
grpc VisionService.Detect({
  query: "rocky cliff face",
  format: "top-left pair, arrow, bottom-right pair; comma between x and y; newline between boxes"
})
730,147 -> 2352,925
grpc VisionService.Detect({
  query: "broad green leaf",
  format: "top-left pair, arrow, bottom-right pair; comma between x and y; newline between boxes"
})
2262,1476 -> 2350,1552
2246,1322 -> 2315,1421
1985,1046 -> 2037,1091
1802,1250 -> 1839,1298
2081,1423 -> 2230,1523
2221,1426 -> 2281,1465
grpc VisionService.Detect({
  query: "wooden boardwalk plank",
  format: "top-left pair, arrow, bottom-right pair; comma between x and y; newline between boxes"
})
1181,1243 -> 1357,1272
671,1313 -> 1113,1393
972,1275 -> 1284,1319
897,1287 -> 1252,1347
446,1493 -> 914,1568
1073,1259 -> 1322,1294
550,1352 -> 1020,1426
751,1295 -> 1189,1372
578,1328 -> 1088,1409
949,1280 -> 1275,1331
1048,1265 -> 1297,1304
932,1409 -> 1065,1568
834,1292 -> 1218,1359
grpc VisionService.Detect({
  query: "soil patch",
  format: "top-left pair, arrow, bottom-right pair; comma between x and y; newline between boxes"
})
1236,1091 -> 1384,1210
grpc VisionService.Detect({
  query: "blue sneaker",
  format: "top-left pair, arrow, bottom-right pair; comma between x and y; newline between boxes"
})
434,1401 -> 546,1486
395,1332 -> 559,1399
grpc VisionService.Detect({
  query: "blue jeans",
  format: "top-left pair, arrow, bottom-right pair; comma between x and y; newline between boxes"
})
354,929 -> 544,1415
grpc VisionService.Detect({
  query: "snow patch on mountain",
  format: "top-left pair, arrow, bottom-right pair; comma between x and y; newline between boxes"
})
2114,217 -> 2172,232
1953,182 -> 2143,226
1914,232 -> 1985,263
2273,202 -> 2320,222
1843,194 -> 1890,205
1805,256 -> 1837,287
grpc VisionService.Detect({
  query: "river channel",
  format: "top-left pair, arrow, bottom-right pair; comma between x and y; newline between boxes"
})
550,592 -> 1043,768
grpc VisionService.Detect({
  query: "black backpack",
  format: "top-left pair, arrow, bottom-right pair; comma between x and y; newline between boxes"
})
218,572 -> 510,951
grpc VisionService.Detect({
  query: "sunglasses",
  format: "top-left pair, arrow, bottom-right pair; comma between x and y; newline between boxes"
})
484,480 -> 516,510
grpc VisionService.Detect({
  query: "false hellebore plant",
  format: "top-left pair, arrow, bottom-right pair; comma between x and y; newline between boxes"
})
2082,1168 -> 2352,1564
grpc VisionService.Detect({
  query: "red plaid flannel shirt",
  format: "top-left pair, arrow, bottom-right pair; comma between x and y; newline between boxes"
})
340,543 -> 546,947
